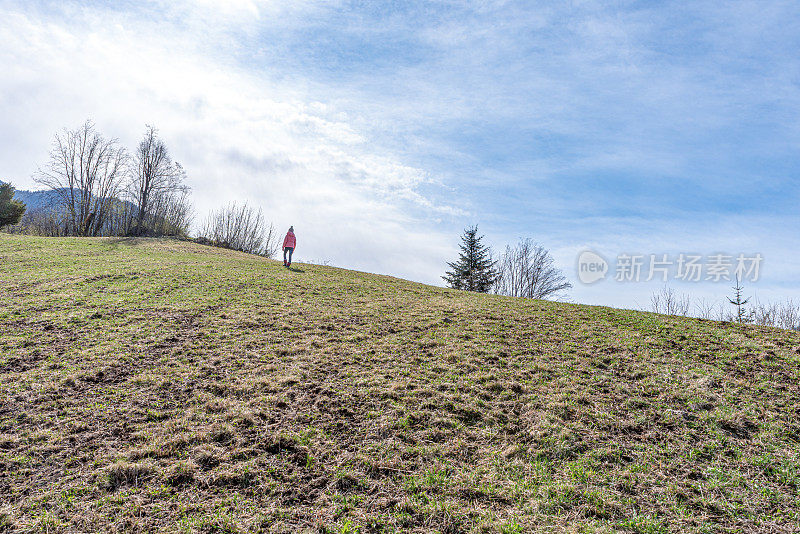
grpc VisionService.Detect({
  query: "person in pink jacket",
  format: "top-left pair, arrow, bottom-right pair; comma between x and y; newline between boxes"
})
283,226 -> 296,267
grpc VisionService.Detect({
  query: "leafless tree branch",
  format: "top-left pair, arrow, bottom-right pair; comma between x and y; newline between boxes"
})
197,202 -> 278,257
34,120 -> 127,236
493,239 -> 571,300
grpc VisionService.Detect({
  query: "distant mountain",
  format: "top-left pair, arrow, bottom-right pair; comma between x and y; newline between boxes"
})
0,181 -> 60,211
3,184 -> 134,213
11,188 -> 61,212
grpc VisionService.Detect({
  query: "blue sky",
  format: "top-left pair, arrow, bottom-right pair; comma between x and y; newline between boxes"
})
1,0 -> 798,309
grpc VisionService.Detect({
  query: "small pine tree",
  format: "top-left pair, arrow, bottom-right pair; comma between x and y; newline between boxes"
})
728,275 -> 752,323
443,225 -> 497,292
0,182 -> 26,230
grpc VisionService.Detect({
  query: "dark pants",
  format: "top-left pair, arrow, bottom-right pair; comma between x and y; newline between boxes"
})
283,247 -> 294,265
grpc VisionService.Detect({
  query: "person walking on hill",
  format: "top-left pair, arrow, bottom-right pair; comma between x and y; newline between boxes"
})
283,226 -> 296,267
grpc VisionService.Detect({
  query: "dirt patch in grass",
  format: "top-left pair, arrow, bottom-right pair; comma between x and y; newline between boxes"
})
0,318 -> 76,374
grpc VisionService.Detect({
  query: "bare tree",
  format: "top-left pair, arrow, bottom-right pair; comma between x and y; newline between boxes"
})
128,126 -> 190,236
752,300 -> 777,328
262,223 -> 280,259
493,238 -> 571,299
138,174 -> 193,236
778,301 -> 800,331
650,286 -> 691,316
6,205 -> 66,236
694,298 -> 728,321
751,299 -> 800,331
34,121 -> 127,236
100,197 -> 136,237
197,202 -> 279,257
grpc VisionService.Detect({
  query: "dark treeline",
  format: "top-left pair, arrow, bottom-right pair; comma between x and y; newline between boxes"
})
0,182 -> 26,230
3,120 -> 279,258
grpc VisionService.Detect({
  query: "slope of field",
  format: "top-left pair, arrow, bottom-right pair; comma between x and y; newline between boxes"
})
0,235 -> 798,533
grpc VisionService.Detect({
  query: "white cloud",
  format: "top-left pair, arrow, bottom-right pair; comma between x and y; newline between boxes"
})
0,3 -> 460,285
1,0 -> 797,308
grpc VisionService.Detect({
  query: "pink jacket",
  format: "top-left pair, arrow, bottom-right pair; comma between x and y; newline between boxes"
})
283,231 -> 296,249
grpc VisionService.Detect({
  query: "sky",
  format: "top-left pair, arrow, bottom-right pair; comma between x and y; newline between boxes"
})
1,0 -> 798,310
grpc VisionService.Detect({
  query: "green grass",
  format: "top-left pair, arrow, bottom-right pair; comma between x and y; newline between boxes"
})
1,234 -> 799,533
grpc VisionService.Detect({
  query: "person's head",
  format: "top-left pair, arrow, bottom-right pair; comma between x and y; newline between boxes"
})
289,226 -> 294,233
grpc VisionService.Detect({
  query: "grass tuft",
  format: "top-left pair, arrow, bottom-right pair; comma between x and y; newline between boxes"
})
104,461 -> 154,490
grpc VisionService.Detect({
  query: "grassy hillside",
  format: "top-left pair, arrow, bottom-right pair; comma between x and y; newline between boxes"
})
1,235 -> 798,533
